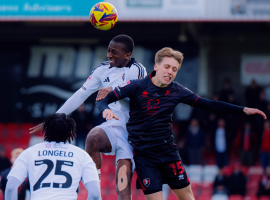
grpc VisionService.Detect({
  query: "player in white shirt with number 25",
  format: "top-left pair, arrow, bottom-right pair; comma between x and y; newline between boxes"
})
6,113 -> 100,200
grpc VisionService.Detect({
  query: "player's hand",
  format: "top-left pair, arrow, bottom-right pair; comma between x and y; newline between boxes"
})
96,87 -> 113,101
29,123 -> 44,134
243,107 -> 267,119
103,109 -> 119,120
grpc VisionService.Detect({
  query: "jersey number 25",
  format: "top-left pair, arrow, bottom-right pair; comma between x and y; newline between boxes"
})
33,159 -> 73,191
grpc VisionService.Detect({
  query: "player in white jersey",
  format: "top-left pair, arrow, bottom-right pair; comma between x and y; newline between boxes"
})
5,113 -> 100,200
29,34 -> 147,200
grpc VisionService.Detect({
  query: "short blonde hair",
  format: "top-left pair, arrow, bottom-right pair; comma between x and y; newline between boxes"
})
155,47 -> 184,69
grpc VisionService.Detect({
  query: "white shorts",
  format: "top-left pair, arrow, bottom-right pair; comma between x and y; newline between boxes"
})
97,122 -> 135,172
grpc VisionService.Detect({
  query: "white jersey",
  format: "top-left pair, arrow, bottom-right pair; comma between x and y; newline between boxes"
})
8,142 -> 98,200
57,58 -> 147,129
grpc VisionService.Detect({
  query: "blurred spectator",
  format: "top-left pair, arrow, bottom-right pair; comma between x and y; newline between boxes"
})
177,139 -> 189,165
257,166 -> 270,197
257,91 -> 268,112
255,91 -> 268,138
213,168 -> 229,195
219,78 -> 236,103
239,121 -> 256,167
265,81 -> 270,103
245,79 -> 262,108
266,103 -> 270,120
0,148 -> 30,200
185,119 -> 205,165
0,147 -> 11,173
211,118 -> 232,168
225,93 -> 240,135
228,162 -> 246,196
71,104 -> 92,149
205,93 -> 219,134
260,120 -> 270,169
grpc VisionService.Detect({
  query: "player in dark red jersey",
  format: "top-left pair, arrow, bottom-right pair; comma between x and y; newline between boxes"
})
96,47 -> 267,200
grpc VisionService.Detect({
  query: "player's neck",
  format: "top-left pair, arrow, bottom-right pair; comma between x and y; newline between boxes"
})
116,58 -> 131,68
151,76 -> 168,88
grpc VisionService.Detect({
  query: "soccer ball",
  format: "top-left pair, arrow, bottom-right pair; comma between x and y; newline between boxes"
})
89,2 -> 118,31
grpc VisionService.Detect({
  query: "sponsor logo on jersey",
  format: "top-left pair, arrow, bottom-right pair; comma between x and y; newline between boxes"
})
143,178 -> 150,187
119,81 -> 130,88
142,91 -> 148,98
45,143 -> 51,148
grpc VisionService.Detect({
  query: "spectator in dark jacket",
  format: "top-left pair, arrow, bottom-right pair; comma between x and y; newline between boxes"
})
257,166 -> 270,197
0,147 -> 11,173
228,162 -> 247,196
213,168 -> 229,195
245,79 -> 262,108
219,78 -> 236,103
185,119 -> 205,165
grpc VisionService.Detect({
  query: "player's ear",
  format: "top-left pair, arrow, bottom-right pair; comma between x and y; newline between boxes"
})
154,63 -> 158,71
125,52 -> 131,59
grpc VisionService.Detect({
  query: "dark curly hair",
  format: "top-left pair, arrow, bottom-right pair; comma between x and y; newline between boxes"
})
42,113 -> 76,143
111,34 -> 134,53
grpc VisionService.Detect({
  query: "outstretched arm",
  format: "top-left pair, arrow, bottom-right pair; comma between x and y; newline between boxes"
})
29,89 -> 89,134
194,97 -> 267,119
30,69 -> 102,134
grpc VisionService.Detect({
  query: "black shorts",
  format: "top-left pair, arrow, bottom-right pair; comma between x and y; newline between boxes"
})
134,148 -> 190,195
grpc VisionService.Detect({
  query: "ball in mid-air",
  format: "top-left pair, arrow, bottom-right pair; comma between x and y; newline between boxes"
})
89,2 -> 118,31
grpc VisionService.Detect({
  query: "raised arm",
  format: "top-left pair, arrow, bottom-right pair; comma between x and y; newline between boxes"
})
30,70 -> 102,134
194,97 -> 267,119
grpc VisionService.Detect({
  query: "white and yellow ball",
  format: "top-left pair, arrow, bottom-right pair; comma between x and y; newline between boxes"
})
89,2 -> 118,31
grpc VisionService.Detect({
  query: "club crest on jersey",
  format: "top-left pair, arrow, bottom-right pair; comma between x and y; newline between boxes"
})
119,81 -> 130,88
45,143 -> 51,148
143,178 -> 150,187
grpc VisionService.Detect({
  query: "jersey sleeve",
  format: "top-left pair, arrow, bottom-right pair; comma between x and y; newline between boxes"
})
81,154 -> 99,184
130,63 -> 147,80
178,85 -> 200,106
7,150 -> 28,183
114,80 -> 138,100
80,67 -> 102,96
56,66 -> 102,114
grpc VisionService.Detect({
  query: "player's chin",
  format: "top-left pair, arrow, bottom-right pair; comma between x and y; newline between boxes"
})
162,80 -> 172,85
109,61 -> 116,67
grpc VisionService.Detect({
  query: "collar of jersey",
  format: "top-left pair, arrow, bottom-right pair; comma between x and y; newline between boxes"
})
108,58 -> 136,69
45,141 -> 65,144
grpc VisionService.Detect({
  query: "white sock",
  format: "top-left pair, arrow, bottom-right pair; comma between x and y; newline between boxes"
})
97,169 -> 101,181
